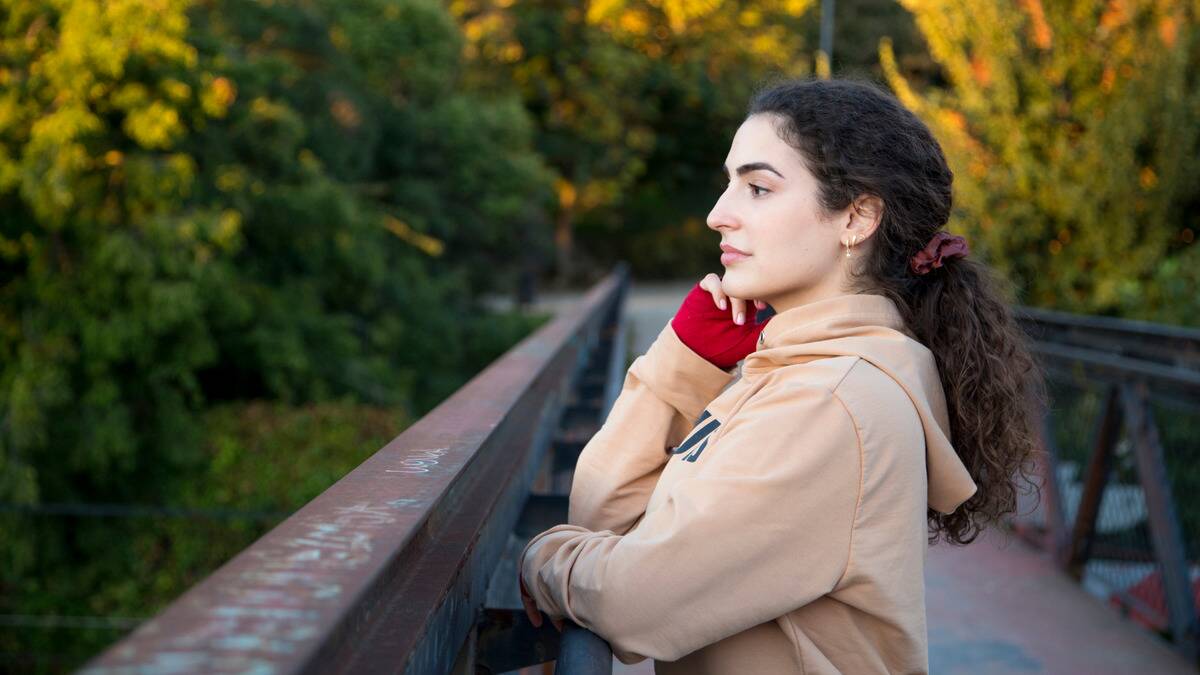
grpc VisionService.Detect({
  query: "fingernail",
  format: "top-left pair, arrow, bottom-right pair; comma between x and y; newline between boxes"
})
736,312 -> 744,325
719,299 -> 727,310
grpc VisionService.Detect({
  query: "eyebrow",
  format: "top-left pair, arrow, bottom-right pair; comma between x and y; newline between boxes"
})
721,161 -> 786,180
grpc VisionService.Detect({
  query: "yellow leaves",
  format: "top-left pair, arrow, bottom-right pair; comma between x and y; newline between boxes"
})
587,0 -> 625,25
104,150 -> 123,167
556,178 -> 577,209
1158,15 -> 1177,48
160,78 -> 191,103
215,210 -> 242,250
1098,0 -> 1127,33
749,32 -> 781,60
970,55 -> 991,87
201,75 -> 237,118
215,165 -> 247,193
618,9 -> 652,36
123,100 -> 184,149
249,96 -> 292,125
738,9 -> 762,27
1139,166 -> 1157,189
464,16 -> 492,42
1100,65 -> 1115,93
29,104 -> 103,146
878,38 -> 922,112
780,0 -> 813,17
660,0 -> 723,34
382,216 -> 444,257
499,42 -> 524,62
112,83 -> 150,110
1018,0 -> 1052,49
163,153 -> 196,196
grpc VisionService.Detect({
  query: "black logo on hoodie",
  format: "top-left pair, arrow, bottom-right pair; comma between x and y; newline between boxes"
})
671,410 -> 719,463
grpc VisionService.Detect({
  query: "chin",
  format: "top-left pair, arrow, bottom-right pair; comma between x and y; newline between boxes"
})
719,268 -> 764,299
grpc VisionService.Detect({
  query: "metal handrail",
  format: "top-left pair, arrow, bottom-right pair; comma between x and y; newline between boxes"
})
1013,306 -> 1200,664
82,266 -> 630,674
1015,304 -> 1200,370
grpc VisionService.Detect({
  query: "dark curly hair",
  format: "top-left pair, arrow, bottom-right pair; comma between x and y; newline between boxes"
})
748,76 -> 1047,546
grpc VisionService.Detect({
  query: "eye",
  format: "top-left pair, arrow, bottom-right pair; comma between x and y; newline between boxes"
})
720,180 -> 770,197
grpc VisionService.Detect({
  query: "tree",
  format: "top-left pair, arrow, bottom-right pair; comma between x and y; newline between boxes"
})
452,0 -> 815,282
880,0 -> 1200,324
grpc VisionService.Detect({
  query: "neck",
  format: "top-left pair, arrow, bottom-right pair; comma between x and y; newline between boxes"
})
763,276 -> 853,315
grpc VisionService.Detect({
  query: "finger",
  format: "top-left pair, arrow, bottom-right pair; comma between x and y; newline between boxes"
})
522,595 -> 542,627
518,577 -> 543,627
754,299 -> 766,310
729,296 -> 747,325
552,617 -> 565,633
700,273 -> 727,310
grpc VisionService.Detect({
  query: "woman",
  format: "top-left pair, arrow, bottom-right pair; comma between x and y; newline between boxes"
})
518,77 -> 1044,674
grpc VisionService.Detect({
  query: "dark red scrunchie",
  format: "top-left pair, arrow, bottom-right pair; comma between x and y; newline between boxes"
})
910,231 -> 969,275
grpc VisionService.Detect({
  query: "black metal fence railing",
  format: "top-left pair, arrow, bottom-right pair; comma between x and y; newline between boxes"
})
81,265 -> 631,675
1012,305 -> 1200,665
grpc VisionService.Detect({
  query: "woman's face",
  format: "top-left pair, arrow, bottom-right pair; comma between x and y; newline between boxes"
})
707,113 -> 867,313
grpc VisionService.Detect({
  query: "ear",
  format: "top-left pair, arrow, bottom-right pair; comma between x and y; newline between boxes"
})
845,194 -> 884,244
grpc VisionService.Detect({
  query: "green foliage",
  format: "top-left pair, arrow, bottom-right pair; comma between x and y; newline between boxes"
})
0,399 -> 409,671
0,0 -> 554,507
0,0 -> 554,667
453,0 -> 821,280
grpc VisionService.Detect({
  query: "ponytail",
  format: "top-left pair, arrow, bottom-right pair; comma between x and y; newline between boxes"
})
901,256 -> 1046,545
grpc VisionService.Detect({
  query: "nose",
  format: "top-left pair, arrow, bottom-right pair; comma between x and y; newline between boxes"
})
706,189 -> 739,232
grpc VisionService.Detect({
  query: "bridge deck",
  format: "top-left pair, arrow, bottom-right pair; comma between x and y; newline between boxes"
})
927,526 -> 1192,674
505,281 -> 1195,674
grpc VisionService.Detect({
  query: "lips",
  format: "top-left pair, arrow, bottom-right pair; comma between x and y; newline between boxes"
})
720,242 -> 750,266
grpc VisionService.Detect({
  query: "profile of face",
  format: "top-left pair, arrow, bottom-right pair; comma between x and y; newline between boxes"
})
707,112 -> 879,314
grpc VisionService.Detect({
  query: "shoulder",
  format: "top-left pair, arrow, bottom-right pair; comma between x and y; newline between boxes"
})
747,357 -> 913,433
753,355 -> 861,394
731,360 -> 861,436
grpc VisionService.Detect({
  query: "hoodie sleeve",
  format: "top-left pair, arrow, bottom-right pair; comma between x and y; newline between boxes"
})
567,322 -> 736,535
520,382 -> 863,663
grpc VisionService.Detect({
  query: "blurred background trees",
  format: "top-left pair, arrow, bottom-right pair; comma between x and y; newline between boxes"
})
881,0 -> 1200,324
0,0 -> 552,666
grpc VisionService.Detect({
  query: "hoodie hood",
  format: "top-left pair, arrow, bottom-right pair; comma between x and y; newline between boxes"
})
742,293 -> 977,515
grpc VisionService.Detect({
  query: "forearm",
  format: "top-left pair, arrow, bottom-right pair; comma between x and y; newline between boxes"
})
568,322 -> 735,533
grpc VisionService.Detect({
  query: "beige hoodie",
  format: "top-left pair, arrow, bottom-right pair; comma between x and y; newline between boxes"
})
519,292 -> 978,674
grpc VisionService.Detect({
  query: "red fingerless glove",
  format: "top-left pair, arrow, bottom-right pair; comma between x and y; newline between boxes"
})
670,283 -> 770,370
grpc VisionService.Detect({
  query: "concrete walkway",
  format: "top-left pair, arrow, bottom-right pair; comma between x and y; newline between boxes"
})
510,279 -> 1196,674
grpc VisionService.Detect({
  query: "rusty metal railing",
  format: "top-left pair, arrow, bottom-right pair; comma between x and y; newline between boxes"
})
82,264 -> 631,674
1012,305 -> 1200,664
